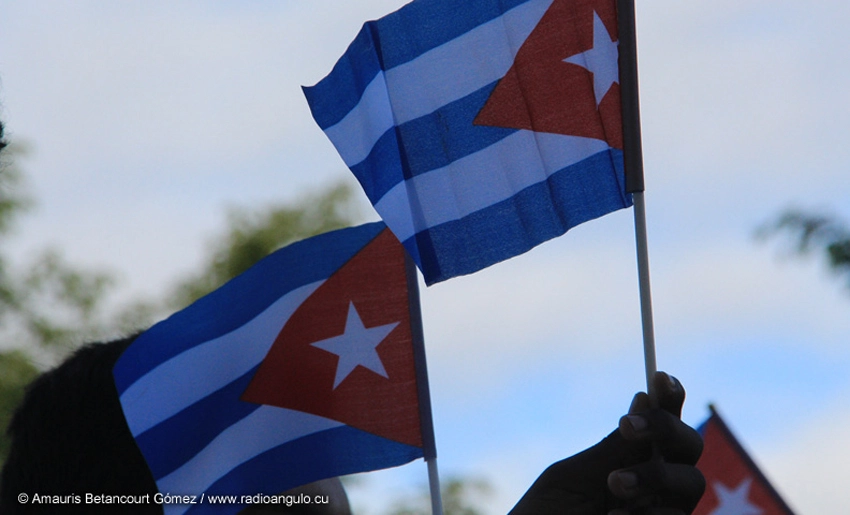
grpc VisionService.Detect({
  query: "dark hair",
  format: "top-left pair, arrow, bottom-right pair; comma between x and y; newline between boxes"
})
0,336 -> 163,514
0,335 -> 352,514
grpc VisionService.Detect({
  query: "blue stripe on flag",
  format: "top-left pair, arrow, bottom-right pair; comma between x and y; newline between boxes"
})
347,128 -> 405,204
119,281 -> 320,438
320,0 -> 549,165
135,368 -> 261,481
304,0 -> 539,130
410,149 -> 629,283
349,83 -> 515,203
114,222 -> 386,394
302,26 -> 385,133
182,427 -> 423,515
156,408 -> 346,509
370,0 -> 535,70
374,132 -> 613,246
395,84 -> 516,180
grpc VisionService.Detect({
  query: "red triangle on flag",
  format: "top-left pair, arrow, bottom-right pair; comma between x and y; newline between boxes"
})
474,0 -> 622,149
241,229 -> 422,448
693,407 -> 796,515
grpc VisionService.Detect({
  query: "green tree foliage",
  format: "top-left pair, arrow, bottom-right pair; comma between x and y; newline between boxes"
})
385,477 -> 493,515
12,249 -> 115,350
0,151 -> 360,466
0,350 -> 38,460
0,141 -> 32,319
0,137 -> 140,465
0,142 -> 118,360
758,208 -> 850,290
169,182 -> 361,309
0,145 -> 30,235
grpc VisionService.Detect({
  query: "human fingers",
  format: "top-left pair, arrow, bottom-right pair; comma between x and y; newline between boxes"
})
628,391 -> 651,415
627,372 -> 685,419
607,460 -> 706,513
653,372 -> 685,418
619,408 -> 703,465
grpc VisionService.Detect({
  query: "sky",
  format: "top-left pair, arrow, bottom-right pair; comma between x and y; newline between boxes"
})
2,1 -> 849,513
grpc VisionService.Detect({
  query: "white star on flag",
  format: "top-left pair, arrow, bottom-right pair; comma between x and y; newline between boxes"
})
563,10 -> 619,106
709,478 -> 764,515
311,302 -> 399,389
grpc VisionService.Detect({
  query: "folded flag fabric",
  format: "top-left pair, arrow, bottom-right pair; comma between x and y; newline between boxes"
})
113,223 -> 427,515
304,0 -> 632,285
693,406 -> 796,515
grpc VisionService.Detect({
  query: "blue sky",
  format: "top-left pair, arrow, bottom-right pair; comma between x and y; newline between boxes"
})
2,1 -> 849,513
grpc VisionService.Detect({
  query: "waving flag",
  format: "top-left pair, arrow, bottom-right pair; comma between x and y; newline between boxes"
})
304,0 -> 632,284
113,223 -> 430,515
693,406 -> 796,515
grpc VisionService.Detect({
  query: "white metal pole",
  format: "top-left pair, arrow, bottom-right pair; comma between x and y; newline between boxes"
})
404,254 -> 443,514
427,457 -> 444,515
632,191 -> 657,400
617,0 -> 659,402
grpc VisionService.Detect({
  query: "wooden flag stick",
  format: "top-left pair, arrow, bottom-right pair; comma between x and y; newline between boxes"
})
405,254 -> 444,515
617,0 -> 658,402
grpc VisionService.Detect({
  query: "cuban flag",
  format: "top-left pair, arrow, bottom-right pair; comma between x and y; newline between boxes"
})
113,223 -> 428,515
304,0 -> 632,285
693,406 -> 796,515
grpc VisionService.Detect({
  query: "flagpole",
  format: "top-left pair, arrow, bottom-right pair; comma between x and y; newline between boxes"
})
617,0 -> 658,402
426,458 -> 443,515
631,192 -> 657,397
405,254 -> 444,515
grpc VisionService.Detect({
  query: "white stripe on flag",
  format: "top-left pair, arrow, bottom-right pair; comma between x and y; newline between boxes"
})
160,406 -> 344,515
384,0 -> 553,124
374,131 -> 611,242
324,76 -> 394,168
120,281 -> 323,436
323,0 -> 553,167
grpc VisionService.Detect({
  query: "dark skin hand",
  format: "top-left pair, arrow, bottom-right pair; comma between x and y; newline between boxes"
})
509,372 -> 705,515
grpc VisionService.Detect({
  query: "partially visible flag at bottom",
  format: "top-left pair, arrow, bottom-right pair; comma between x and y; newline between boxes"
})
113,222 -> 430,515
693,405 -> 796,515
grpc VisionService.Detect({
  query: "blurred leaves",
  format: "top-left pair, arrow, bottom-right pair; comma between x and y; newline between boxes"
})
0,350 -> 39,461
0,131 -> 362,465
757,208 -> 850,290
0,141 -> 120,360
12,248 -> 116,351
168,182 -> 360,309
0,141 -> 32,319
385,476 -> 493,515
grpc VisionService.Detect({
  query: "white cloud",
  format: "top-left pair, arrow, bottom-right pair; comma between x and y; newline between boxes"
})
654,244 -> 850,352
417,223 -> 850,394
638,0 -> 850,213
760,397 -> 850,513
